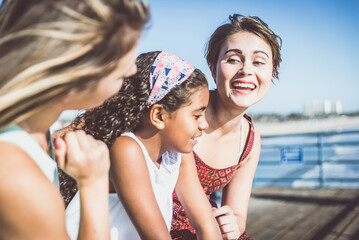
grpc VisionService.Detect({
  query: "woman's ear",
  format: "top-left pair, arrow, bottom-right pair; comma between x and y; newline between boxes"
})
271,72 -> 276,83
149,104 -> 167,130
210,64 -> 216,82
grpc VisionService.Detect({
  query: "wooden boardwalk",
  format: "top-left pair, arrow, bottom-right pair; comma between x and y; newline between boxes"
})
246,188 -> 359,240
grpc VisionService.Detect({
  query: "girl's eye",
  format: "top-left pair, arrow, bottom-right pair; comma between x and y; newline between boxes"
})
194,114 -> 202,120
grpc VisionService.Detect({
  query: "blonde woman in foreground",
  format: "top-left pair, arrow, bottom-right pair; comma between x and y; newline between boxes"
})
0,0 -> 149,239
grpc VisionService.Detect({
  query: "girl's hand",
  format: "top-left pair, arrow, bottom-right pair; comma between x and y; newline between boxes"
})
54,130 -> 110,187
213,205 -> 241,240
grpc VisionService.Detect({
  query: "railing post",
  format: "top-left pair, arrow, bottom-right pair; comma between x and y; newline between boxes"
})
317,133 -> 324,188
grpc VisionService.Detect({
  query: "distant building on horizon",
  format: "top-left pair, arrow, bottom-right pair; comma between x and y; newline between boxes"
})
304,99 -> 342,116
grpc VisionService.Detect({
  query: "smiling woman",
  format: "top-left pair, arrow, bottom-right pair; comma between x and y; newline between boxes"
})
171,14 -> 282,240
215,31 -> 274,108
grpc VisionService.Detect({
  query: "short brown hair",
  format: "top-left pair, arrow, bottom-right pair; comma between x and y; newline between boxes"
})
205,14 -> 282,79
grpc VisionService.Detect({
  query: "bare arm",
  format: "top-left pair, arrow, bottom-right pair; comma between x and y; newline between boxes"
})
55,130 -> 110,240
174,153 -> 222,240
109,136 -> 171,240
0,143 -> 69,240
0,130 -> 110,240
217,130 -> 261,239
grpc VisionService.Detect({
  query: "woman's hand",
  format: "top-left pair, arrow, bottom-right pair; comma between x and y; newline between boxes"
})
54,130 -> 111,240
213,205 -> 241,240
54,130 -> 110,187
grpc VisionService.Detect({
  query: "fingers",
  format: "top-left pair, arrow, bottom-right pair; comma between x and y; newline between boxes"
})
64,131 -> 83,163
55,130 -> 110,187
54,137 -> 67,169
222,231 -> 241,240
72,130 -> 95,153
220,221 -> 241,240
213,205 -> 232,217
213,206 -> 241,240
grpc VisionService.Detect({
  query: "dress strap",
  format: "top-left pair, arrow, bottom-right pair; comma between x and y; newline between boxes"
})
237,114 -> 255,165
238,117 -> 245,159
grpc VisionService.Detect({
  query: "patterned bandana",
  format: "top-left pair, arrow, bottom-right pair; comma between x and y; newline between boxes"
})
147,52 -> 195,107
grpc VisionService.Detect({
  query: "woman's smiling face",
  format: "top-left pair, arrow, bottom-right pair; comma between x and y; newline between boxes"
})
213,31 -> 273,110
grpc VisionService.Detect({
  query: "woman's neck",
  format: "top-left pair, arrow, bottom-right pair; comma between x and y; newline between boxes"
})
205,90 -> 247,135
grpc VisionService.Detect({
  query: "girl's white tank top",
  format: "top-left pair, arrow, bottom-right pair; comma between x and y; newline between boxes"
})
65,132 -> 181,239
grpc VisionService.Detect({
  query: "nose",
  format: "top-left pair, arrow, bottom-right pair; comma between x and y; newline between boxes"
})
124,63 -> 137,78
238,61 -> 252,76
199,116 -> 209,131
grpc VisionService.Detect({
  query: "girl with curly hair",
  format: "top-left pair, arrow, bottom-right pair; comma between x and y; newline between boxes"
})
63,51 -> 222,239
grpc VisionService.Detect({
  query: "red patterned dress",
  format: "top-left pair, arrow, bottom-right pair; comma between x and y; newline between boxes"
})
171,115 -> 255,240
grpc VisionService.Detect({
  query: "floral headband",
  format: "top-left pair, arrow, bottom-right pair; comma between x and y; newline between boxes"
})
147,52 -> 195,107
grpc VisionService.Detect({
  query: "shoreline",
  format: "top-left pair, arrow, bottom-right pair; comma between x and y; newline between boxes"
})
254,116 -> 359,136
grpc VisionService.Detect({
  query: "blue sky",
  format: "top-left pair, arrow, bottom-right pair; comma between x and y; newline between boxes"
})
2,0 -> 358,115
138,0 -> 359,114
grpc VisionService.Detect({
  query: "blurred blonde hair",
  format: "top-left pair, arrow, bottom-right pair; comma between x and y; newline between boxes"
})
0,0 -> 150,130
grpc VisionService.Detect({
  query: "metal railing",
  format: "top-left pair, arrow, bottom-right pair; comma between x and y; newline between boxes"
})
253,129 -> 359,188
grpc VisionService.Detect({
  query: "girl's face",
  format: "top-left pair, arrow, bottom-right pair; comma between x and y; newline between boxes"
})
70,42 -> 139,109
213,31 -> 273,110
162,85 -> 209,154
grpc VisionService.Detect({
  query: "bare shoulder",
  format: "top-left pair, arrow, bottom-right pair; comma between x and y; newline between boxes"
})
250,128 -> 261,162
109,134 -> 147,173
238,126 -> 261,167
111,135 -> 143,158
252,126 -> 262,147
0,142 -> 68,239
0,141 -> 46,176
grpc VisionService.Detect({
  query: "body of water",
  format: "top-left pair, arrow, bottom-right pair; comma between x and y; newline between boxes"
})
254,126 -> 359,188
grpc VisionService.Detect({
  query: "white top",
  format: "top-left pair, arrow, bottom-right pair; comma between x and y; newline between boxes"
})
0,124 -> 59,188
66,132 -> 181,240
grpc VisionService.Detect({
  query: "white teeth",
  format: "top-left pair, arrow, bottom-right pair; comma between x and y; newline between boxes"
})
232,82 -> 255,89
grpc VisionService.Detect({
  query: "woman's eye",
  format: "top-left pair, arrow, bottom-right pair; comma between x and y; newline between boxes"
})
227,56 -> 241,63
194,114 -> 202,119
253,61 -> 265,66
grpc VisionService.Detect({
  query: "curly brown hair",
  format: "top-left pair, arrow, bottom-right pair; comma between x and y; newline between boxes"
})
59,51 -> 208,206
70,51 -> 208,146
70,70 -> 150,147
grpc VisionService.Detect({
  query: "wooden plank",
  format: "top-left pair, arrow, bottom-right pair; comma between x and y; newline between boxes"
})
247,200 -> 290,239
245,188 -> 359,240
342,211 -> 359,236
331,210 -> 359,236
